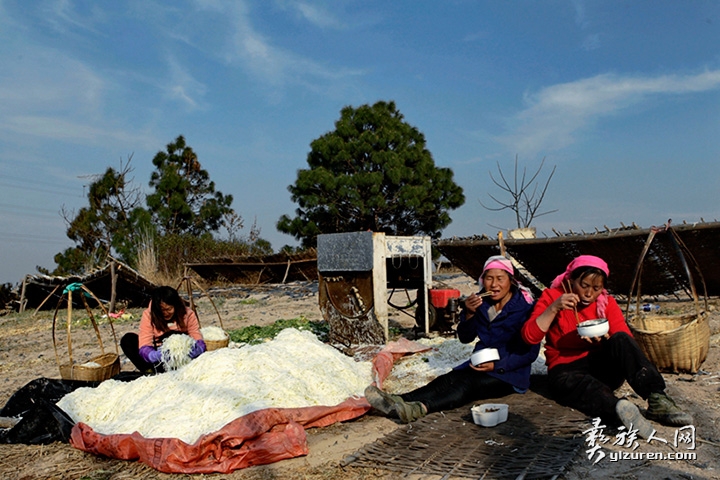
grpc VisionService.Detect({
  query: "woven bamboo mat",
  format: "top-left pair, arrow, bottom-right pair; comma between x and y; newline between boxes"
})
345,388 -> 588,479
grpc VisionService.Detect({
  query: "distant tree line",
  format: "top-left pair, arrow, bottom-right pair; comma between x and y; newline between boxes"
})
44,101 -> 468,281
44,135 -> 270,280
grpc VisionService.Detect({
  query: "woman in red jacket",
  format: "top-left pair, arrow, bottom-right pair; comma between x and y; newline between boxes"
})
521,255 -> 691,438
121,286 -> 206,374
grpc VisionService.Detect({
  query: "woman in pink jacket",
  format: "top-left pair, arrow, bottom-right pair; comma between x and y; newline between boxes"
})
121,286 -> 206,374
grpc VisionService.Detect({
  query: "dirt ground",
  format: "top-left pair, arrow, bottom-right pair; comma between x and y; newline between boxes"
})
0,271 -> 719,480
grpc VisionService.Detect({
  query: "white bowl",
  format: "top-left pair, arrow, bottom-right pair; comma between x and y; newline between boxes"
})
471,403 -> 509,427
577,318 -> 609,338
470,348 -> 500,366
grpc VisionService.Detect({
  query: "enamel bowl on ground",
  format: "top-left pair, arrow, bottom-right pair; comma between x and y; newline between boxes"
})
470,348 -> 500,366
577,318 -> 609,338
471,403 -> 509,427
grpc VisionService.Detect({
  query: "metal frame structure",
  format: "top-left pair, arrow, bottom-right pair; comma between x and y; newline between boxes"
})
317,231 -> 433,342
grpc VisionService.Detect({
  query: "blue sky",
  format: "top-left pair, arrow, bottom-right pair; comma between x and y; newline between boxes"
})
1,0 -> 719,285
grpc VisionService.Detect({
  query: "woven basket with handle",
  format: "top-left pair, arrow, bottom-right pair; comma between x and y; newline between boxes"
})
205,335 -> 230,351
177,275 -> 229,351
625,226 -> 710,373
52,283 -> 120,382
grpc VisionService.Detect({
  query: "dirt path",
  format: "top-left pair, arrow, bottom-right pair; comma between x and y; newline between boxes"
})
1,273 -> 719,479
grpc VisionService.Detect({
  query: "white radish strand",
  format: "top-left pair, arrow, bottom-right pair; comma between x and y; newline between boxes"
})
200,326 -> 228,341
160,334 -> 195,370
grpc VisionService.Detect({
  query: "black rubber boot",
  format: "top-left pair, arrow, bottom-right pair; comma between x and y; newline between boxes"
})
646,392 -> 693,426
364,385 -> 402,417
394,400 -> 427,424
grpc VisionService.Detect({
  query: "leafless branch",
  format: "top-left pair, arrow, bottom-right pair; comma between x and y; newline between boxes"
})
480,156 -> 557,229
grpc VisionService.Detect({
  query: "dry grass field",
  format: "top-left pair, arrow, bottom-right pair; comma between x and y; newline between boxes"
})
1,273 -> 719,479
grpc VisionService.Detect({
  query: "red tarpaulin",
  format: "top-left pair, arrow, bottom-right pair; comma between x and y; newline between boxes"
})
70,337 -> 431,474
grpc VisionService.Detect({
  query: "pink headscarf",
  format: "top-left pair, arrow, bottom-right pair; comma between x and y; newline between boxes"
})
480,255 -> 534,303
481,255 -> 514,277
550,255 -> 610,317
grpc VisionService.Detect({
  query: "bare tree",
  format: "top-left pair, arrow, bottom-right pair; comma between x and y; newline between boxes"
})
54,156 -> 148,275
221,211 -> 244,242
480,156 -> 557,229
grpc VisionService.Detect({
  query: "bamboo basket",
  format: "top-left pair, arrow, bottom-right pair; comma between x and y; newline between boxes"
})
626,312 -> 709,373
625,226 -> 711,373
177,274 -> 229,351
59,352 -> 121,382
52,284 -> 120,382
205,334 -> 230,351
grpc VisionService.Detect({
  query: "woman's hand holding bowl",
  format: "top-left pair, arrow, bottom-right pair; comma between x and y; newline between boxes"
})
577,318 -> 610,343
581,333 -> 610,344
470,361 -> 495,372
470,348 -> 500,371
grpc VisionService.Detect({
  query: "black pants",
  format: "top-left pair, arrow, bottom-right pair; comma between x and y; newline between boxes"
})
120,333 -> 164,374
548,332 -> 666,423
401,367 -> 516,413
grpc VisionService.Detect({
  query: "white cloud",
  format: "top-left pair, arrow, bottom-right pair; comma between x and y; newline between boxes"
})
0,45 -> 104,116
294,2 -> 343,29
581,33 -> 600,51
1,115 -> 153,146
272,0 -> 344,29
0,15 -> 160,198
41,0 -> 105,36
572,0 -> 589,29
500,69 -> 720,155
571,1 -> 601,51
0,39 -> 157,151
193,0 -> 360,91
164,55 -> 208,110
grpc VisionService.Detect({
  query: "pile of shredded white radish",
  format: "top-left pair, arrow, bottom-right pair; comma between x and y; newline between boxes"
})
382,337 -> 474,393
160,334 -> 195,370
200,326 -> 227,341
383,337 -> 547,393
57,330 -> 546,444
57,328 -> 373,444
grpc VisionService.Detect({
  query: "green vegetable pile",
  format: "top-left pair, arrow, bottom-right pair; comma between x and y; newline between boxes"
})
228,316 -> 329,345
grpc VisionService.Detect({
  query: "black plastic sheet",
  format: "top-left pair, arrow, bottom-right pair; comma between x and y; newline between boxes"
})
0,373 -> 144,445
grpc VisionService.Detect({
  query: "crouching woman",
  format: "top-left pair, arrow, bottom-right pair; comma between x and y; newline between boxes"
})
121,286 -> 206,374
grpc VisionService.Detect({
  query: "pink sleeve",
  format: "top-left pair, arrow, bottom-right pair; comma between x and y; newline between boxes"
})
184,309 -> 204,341
138,307 -> 155,348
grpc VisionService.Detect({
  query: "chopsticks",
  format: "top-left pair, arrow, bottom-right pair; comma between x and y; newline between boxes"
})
562,279 -> 581,325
